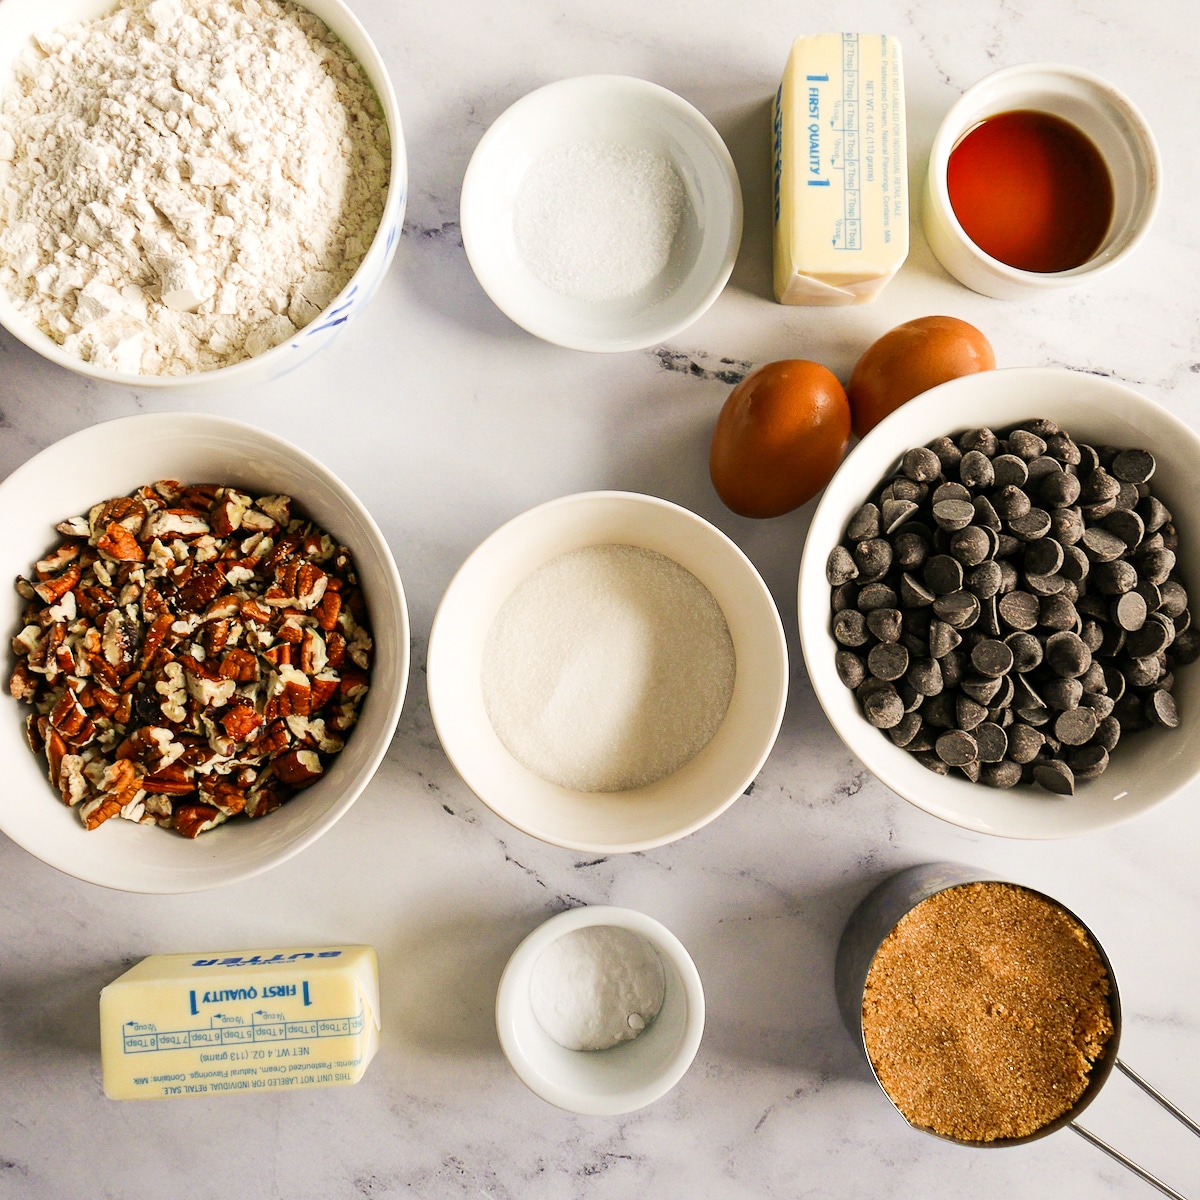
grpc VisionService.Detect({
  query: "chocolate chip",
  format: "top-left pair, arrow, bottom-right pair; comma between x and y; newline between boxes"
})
928,620 -> 962,659
1081,468 -> 1121,504
1080,526 -> 1127,563
826,544 -> 859,586
1039,470 -> 1081,508
991,485 -> 1031,521
1094,716 -> 1122,751
1008,508 -> 1052,541
933,590 -> 981,629
1004,631 -> 1043,672
1039,594 -> 1080,633
857,583 -> 898,611
1045,434 -> 1081,466
1045,631 -> 1092,677
965,560 -> 1003,599
901,446 -> 942,482
1024,537 -> 1064,577
864,608 -> 902,644
1055,707 -> 1099,746
868,642 -> 910,682
936,729 -> 979,765
1068,744 -> 1109,780
1146,689 -> 1179,728
959,450 -> 995,489
973,722 -> 1008,762
881,498 -> 920,534
973,495 -> 1002,531
1139,495 -> 1171,532
981,759 -> 1023,788
862,685 -> 905,728
1112,449 -> 1156,484
991,454 -> 1029,488
835,650 -> 866,689
888,712 -> 924,747
949,526 -> 992,567
1043,676 -> 1084,711
846,503 -> 882,541
1025,573 -> 1066,597
960,674 -> 1004,706
1137,548 -> 1176,586
998,591 -> 1039,631
933,499 -> 976,532
1050,506 -> 1085,545
1102,509 -> 1145,550
971,639 -> 1014,678
1005,723 -> 1044,763
929,435 -> 962,473
1033,759 -> 1075,795
907,657 -> 944,696
1126,618 -> 1172,658
958,428 -> 999,457
833,609 -> 869,647
1090,559 -> 1138,595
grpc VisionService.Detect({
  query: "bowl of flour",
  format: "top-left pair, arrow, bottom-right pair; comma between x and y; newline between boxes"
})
0,0 -> 405,392
426,491 -> 789,853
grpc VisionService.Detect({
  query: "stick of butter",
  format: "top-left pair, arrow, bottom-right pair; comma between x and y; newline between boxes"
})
772,33 -> 908,305
99,945 -> 380,1100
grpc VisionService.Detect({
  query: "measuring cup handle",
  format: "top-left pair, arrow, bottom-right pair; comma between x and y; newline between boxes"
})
1070,1059 -> 1198,1200
1115,1059 -> 1200,1138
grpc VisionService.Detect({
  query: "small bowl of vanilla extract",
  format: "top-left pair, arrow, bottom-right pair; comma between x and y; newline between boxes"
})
923,63 -> 1160,299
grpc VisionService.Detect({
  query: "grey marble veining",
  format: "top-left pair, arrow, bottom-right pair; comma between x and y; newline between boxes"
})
3,0 -> 1200,1196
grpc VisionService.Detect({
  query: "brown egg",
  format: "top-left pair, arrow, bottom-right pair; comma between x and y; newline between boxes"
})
710,360 -> 851,518
848,316 -> 996,438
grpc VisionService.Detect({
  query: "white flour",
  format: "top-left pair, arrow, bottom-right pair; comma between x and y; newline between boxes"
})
0,0 -> 389,375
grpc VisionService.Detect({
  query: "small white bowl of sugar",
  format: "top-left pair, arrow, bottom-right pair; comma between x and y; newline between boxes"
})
460,75 -> 742,352
427,491 -> 788,853
495,905 -> 705,1115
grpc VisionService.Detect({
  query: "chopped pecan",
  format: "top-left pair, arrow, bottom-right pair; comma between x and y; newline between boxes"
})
9,662 -> 38,701
218,648 -> 258,682
96,522 -> 145,562
33,563 -> 81,604
36,543 -> 81,578
142,762 -> 196,795
88,497 -> 147,540
79,793 -> 122,830
219,702 -> 262,742
173,804 -> 225,838
272,748 -> 323,787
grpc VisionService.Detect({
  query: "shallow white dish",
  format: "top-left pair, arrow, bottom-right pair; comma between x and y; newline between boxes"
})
495,905 -> 705,1115
0,413 -> 409,891
798,367 -> 1200,839
460,75 -> 742,353
923,63 -> 1159,299
0,0 -> 406,394
427,491 -> 787,852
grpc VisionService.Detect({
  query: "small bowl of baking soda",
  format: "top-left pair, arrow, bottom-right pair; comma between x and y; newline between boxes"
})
460,75 -> 742,352
495,905 -> 705,1115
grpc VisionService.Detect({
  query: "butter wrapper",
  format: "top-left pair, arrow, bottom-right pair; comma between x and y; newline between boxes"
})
99,945 -> 380,1100
773,33 -> 909,305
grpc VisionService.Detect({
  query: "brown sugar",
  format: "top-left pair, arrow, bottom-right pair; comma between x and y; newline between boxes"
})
861,881 -> 1114,1142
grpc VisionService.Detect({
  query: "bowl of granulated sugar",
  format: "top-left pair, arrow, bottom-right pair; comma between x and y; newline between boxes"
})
427,491 -> 788,852
0,0 -> 404,393
460,75 -> 742,353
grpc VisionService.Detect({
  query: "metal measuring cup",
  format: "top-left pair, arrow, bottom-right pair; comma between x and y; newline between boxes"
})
835,863 -> 1199,1199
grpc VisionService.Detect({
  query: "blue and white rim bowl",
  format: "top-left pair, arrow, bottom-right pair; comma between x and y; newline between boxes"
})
0,0 -> 407,394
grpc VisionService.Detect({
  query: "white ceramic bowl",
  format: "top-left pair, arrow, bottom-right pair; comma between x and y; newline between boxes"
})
924,64 -> 1159,299
460,75 -> 742,352
495,905 -> 705,1115
427,491 -> 787,852
798,367 -> 1200,839
0,0 -> 406,394
0,413 -> 409,891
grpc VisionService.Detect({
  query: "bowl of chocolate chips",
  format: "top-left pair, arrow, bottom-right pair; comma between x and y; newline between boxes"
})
798,367 -> 1200,838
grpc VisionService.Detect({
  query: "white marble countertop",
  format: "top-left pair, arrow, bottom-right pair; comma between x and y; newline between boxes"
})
3,0 -> 1200,1196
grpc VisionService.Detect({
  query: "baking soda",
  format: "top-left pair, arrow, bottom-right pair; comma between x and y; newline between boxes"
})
529,925 -> 666,1052
480,543 -> 735,793
514,142 -> 685,302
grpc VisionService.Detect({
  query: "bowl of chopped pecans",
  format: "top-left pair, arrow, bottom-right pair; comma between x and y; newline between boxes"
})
0,412 -> 408,892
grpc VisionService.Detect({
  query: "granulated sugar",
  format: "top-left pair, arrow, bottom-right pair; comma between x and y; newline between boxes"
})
481,543 -> 735,792
0,0 -> 389,374
514,142 -> 685,302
